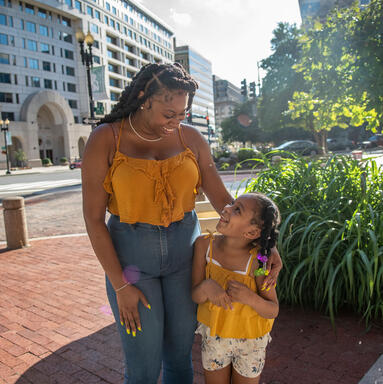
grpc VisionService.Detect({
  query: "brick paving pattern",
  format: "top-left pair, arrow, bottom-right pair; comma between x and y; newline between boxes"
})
0,236 -> 382,383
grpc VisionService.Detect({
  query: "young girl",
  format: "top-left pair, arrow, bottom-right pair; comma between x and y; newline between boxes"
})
192,192 -> 281,384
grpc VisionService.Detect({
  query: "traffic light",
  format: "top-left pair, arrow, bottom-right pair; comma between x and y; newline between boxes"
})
249,81 -> 256,99
186,111 -> 192,124
240,79 -> 247,97
206,115 -> 210,125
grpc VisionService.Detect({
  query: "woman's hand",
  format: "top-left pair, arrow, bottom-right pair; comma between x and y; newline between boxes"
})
204,279 -> 232,310
226,280 -> 255,306
117,285 -> 150,336
264,247 -> 283,289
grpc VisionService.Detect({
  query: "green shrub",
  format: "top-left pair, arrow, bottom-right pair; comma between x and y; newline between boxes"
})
242,155 -> 383,325
60,157 -> 68,164
237,148 -> 259,162
42,158 -> 52,166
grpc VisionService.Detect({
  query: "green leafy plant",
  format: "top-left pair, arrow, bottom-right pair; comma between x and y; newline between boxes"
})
242,154 -> 383,326
60,157 -> 68,164
42,158 -> 52,166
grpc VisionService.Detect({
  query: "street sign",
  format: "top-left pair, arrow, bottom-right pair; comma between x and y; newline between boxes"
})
83,118 -> 99,125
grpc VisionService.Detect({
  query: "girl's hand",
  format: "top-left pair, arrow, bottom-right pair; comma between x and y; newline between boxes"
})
116,285 -> 150,336
227,280 -> 255,306
204,279 -> 232,310
264,247 -> 283,289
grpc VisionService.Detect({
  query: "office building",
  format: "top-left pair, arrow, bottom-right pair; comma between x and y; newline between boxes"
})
0,0 -> 174,167
175,45 -> 215,142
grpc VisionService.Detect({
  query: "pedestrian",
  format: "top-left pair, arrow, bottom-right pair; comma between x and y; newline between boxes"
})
81,62 -> 282,384
192,192 -> 281,384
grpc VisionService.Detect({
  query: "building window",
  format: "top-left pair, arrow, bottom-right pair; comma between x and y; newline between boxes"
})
74,116 -> 79,123
42,61 -> 51,71
26,21 -> 36,33
74,0 -> 81,12
25,4 -> 35,14
44,79 -> 52,89
112,6 -> 116,15
93,55 -> 100,64
38,8 -> 47,18
106,35 -> 117,45
39,25 -> 48,36
27,39 -> 37,51
110,91 -> 119,101
93,40 -> 99,49
95,9 -> 100,20
104,15 -> 108,24
109,19 -> 115,28
0,93 -> 12,102
25,76 -> 28,86
107,49 -> 118,59
66,66 -> 75,76
109,77 -> 119,87
65,0 -> 72,7
0,53 -> 9,64
31,76 -> 40,87
87,5 -> 93,16
67,83 -> 76,92
90,23 -> 98,34
105,2 -> 110,11
0,14 -> 7,25
68,99 -> 77,108
0,33 -> 7,45
62,16 -> 71,27
28,58 -> 39,69
108,63 -> 118,73
63,32 -> 72,43
64,49 -> 74,60
0,73 -> 11,83
1,112 -> 14,120
40,43 -> 49,54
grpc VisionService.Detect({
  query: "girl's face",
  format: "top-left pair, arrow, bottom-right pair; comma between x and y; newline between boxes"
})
142,89 -> 189,138
216,195 -> 261,240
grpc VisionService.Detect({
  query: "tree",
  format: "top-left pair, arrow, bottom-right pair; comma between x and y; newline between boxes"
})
257,23 -> 306,133
221,101 -> 258,145
287,5 -> 379,153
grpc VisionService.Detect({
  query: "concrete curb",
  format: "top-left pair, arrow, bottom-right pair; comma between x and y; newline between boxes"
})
359,355 -> 383,384
0,232 -> 88,246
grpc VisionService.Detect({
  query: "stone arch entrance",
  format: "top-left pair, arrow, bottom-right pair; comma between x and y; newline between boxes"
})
20,90 -> 74,165
78,137 -> 86,159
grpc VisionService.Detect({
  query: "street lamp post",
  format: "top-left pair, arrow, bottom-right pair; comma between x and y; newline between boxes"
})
0,119 -> 11,175
76,30 -> 95,122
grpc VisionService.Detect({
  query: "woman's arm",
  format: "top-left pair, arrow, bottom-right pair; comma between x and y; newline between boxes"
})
183,125 -> 232,213
82,125 -> 126,290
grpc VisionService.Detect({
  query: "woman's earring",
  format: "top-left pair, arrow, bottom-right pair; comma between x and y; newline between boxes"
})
140,105 -> 144,110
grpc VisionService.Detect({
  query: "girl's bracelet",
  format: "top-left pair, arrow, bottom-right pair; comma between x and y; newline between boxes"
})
115,282 -> 131,293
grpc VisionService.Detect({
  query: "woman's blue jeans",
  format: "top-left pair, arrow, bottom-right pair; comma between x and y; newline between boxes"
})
106,212 -> 200,384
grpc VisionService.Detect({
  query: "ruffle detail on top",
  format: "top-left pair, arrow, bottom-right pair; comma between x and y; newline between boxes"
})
103,148 -> 201,226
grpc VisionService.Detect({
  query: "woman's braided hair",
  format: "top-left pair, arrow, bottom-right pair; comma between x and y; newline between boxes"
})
99,62 -> 199,124
250,192 -> 281,258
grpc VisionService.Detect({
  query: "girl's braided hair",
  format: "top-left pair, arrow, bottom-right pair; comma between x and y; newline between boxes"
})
99,62 -> 199,124
249,192 -> 281,258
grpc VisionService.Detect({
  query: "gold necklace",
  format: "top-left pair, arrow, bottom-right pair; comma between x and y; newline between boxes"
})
128,114 -> 162,142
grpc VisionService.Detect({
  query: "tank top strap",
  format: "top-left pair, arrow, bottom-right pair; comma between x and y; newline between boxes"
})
116,118 -> 124,152
246,248 -> 259,276
178,124 -> 188,150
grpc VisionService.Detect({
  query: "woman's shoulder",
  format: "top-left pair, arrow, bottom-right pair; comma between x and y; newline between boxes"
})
180,123 -> 205,143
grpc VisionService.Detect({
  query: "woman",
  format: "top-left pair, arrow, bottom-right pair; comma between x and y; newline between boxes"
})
81,62 -> 282,384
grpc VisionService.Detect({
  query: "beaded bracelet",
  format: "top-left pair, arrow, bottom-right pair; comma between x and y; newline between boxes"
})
254,252 -> 269,277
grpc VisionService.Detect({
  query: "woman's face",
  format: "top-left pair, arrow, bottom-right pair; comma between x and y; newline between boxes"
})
142,89 -> 189,138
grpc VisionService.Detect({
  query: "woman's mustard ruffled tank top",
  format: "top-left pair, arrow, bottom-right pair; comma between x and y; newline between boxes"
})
103,119 -> 201,227
197,235 -> 274,339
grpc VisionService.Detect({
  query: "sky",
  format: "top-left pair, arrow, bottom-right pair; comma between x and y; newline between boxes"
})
136,0 -> 302,88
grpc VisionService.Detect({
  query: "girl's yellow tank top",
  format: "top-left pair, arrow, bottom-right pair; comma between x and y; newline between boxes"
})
197,235 -> 274,339
103,119 -> 201,227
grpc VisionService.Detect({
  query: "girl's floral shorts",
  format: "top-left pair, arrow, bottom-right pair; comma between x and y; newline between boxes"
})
196,323 -> 271,378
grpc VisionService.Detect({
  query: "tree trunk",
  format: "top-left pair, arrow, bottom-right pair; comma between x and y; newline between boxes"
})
313,131 -> 328,155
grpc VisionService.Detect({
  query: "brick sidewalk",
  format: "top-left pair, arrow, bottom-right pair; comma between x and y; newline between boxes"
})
0,236 -> 382,384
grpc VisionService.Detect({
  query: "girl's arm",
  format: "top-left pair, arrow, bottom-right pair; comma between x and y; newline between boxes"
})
192,236 -> 232,310
227,276 -> 279,319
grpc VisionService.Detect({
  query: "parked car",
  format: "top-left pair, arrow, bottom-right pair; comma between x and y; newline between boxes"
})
69,159 -> 82,169
360,134 -> 383,149
273,140 -> 319,156
326,137 -> 355,151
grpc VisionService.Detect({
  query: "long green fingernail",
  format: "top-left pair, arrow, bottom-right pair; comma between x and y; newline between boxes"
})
126,328 -> 130,335
132,331 -> 136,337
